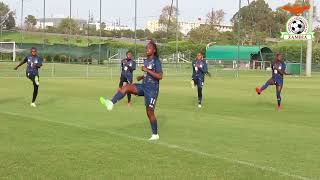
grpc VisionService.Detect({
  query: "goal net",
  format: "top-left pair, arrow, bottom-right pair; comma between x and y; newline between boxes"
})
0,42 -> 16,62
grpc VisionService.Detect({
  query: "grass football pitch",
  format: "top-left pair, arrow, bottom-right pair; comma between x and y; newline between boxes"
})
0,64 -> 320,179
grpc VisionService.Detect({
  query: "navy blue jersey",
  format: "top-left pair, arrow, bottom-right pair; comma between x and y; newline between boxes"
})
272,61 -> 286,80
23,55 -> 42,76
121,58 -> 136,75
143,57 -> 162,90
192,60 -> 208,81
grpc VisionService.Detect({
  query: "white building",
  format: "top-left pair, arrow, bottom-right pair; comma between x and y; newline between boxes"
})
146,20 -> 232,35
92,22 -> 132,31
36,21 -> 54,29
36,18 -> 87,29
146,20 -> 166,32
36,18 -> 132,31
214,24 -> 233,32
179,21 -> 202,35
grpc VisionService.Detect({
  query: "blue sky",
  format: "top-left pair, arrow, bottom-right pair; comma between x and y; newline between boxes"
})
3,0 -> 319,28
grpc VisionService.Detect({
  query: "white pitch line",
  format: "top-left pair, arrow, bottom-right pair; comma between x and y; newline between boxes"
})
1,111 -> 313,180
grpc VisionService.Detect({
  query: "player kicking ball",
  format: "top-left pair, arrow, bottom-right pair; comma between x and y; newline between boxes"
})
256,53 -> 291,110
100,41 -> 163,141
14,47 -> 42,107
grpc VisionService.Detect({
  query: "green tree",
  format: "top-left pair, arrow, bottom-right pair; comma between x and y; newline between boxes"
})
216,31 -> 237,45
152,30 -> 168,42
103,30 -> 113,37
25,15 -> 37,31
46,26 -> 57,33
207,9 -> 226,27
314,27 -> 320,44
58,18 -> 79,34
272,8 -> 290,38
4,12 -> 15,30
144,29 -> 152,39
121,29 -> 134,38
135,29 -> 145,39
0,2 -> 15,30
231,0 -> 279,44
159,5 -> 178,28
188,24 -> 219,44
159,5 -> 180,40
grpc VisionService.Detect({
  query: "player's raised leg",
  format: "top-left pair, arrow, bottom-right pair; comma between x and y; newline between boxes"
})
100,84 -> 138,111
256,78 -> 275,95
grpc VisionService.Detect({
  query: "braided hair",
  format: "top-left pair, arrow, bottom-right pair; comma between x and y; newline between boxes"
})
147,40 -> 159,58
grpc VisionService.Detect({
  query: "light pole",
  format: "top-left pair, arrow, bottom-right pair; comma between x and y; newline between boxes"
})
306,0 -> 313,77
21,0 -> 24,46
0,12 -> 10,61
175,0 -> 179,63
99,0 -> 102,64
237,0 -> 241,78
43,0 -> 46,49
68,0 -> 71,63
134,0 -> 137,58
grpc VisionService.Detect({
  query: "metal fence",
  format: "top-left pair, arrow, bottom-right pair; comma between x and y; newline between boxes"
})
1,60 -> 319,79
0,61 -> 268,79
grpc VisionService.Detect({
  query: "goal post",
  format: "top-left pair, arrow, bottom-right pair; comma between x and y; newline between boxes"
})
0,41 -> 16,62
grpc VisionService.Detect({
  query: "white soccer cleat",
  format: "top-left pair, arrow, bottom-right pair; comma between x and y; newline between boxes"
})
30,103 -> 37,107
105,99 -> 114,111
198,104 -> 202,108
100,97 -> 114,111
148,134 -> 159,141
35,76 -> 40,86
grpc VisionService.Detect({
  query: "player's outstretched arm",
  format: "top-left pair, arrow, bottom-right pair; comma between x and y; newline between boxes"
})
14,57 -> 27,70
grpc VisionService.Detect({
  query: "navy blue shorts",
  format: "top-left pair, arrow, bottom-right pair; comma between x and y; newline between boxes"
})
26,72 -> 39,86
119,74 -> 133,87
26,72 -> 39,80
193,78 -> 204,88
119,75 -> 133,87
273,77 -> 283,86
134,83 -> 159,109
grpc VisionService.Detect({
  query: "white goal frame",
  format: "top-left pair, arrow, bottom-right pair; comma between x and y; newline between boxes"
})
0,41 -> 16,61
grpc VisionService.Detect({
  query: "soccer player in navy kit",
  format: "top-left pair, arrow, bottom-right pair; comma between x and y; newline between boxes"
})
14,47 -> 43,107
100,41 -> 163,140
119,51 -> 136,106
192,52 -> 208,108
256,53 -> 291,110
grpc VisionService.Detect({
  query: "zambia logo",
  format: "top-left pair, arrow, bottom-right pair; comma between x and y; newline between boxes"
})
280,4 -> 314,40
